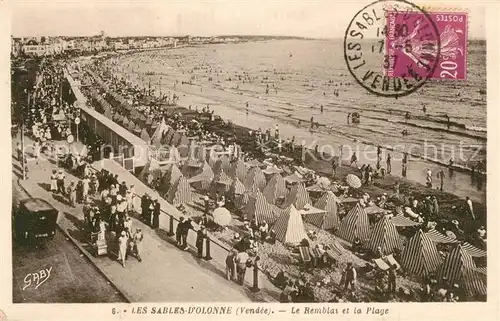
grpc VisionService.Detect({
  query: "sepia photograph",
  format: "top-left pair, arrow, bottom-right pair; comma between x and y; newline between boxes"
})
4,0 -> 495,314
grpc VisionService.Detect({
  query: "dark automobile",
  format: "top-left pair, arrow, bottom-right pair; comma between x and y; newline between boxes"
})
13,198 -> 59,244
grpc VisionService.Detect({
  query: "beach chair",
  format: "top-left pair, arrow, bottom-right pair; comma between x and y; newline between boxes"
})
373,257 -> 391,271
298,246 -> 312,267
385,254 -> 401,270
325,243 -> 344,267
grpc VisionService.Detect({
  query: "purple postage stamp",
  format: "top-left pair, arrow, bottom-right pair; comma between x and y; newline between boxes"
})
385,11 -> 467,80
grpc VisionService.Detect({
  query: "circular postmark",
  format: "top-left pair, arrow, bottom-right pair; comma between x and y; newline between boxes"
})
344,0 -> 441,97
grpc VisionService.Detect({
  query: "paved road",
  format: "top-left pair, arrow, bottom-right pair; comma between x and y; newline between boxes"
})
12,179 -> 127,303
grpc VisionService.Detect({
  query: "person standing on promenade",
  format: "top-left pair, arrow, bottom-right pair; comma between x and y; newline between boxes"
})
437,170 -> 445,191
386,153 -> 392,174
68,181 -> 77,207
225,249 -> 237,281
235,250 -> 250,285
152,199 -> 160,228
50,169 -> 58,193
131,228 -> 143,262
117,231 -> 128,267
196,226 -> 206,258
176,217 -> 185,246
141,193 -> 149,221
181,218 -> 193,251
56,169 -> 66,195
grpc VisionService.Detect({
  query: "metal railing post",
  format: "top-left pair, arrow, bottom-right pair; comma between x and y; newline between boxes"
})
204,238 -> 212,261
167,214 -> 175,236
251,256 -> 261,292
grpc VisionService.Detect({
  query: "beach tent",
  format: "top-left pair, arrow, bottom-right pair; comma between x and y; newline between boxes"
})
207,151 -> 219,170
170,131 -> 183,147
244,166 -> 267,192
214,155 -> 232,175
140,128 -> 151,142
229,158 -> 247,182
211,169 -> 233,197
263,173 -> 287,205
311,191 -> 340,230
151,120 -> 170,147
127,120 -> 136,132
336,203 -> 371,243
163,127 -> 175,146
138,158 -> 162,185
244,190 -> 278,224
188,161 -> 214,191
181,158 -> 204,177
401,229 -> 443,277
284,172 -> 305,184
436,244 -> 487,297
166,146 -> 181,164
299,204 -> 326,227
365,216 -> 403,256
159,164 -> 183,195
284,182 -> 312,210
272,205 -> 309,245
229,178 -> 246,197
166,176 -> 193,205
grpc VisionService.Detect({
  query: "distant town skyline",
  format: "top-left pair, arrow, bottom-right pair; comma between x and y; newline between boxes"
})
10,0 -> 487,39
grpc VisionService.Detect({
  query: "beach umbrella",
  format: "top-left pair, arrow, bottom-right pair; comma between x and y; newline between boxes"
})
212,207 -> 232,226
316,177 -> 331,189
346,174 -> 362,189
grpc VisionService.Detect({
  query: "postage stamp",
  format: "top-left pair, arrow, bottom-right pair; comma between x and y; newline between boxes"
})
385,11 -> 467,80
344,0 -> 441,97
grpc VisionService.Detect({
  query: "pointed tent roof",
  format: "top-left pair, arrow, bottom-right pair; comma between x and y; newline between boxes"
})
159,164 -> 183,194
244,190 -> 278,225
401,229 -> 443,277
336,203 -> 371,242
163,127 -> 175,145
166,176 -> 193,205
213,169 -> 232,186
138,158 -> 162,182
214,155 -> 232,175
127,120 -> 136,132
207,151 -> 219,170
122,116 -> 130,125
140,128 -> 151,142
151,120 -> 170,146
272,205 -> 309,245
167,146 -> 181,163
244,166 -> 267,192
313,191 -> 340,230
436,244 -> 487,297
365,216 -> 403,255
285,182 -> 312,210
187,161 -> 214,191
229,178 -> 246,195
263,173 -> 287,205
229,158 -> 247,182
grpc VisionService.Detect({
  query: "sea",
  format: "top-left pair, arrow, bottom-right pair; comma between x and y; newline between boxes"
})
104,39 -> 487,202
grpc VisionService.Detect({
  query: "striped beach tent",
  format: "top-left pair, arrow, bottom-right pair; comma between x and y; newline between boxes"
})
244,166 -> 267,192
461,242 -> 486,257
436,244 -> 487,297
401,229 -> 443,277
272,205 -> 309,245
235,191 -> 250,210
128,120 -> 136,132
336,203 -> 371,243
284,172 -> 305,184
312,191 -> 340,230
177,136 -> 191,158
244,190 -> 278,224
166,176 -> 193,205
188,161 -> 214,191
122,116 -> 130,126
163,127 -> 175,146
211,169 -> 233,197
229,158 -> 247,182
391,215 -> 421,227
138,158 -> 162,185
151,120 -> 170,147
426,229 -> 458,244
159,164 -> 183,195
285,182 -> 312,210
365,216 -> 403,255
229,178 -> 246,197
263,173 -> 287,205
214,155 -> 232,175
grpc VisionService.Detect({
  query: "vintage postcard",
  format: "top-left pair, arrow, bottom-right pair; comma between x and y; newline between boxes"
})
0,0 -> 498,320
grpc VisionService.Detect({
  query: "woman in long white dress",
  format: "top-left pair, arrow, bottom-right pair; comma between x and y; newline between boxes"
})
117,231 -> 128,267
50,169 -> 58,192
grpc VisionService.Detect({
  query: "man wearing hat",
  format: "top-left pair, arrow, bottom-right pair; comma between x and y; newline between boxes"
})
141,193 -> 150,222
119,181 -> 127,196
343,262 -> 357,292
152,199 -> 161,228
131,228 -> 144,262
56,169 -> 66,195
176,217 -> 185,246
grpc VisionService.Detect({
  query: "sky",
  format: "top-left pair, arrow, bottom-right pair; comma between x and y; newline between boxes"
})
9,0 -> 487,39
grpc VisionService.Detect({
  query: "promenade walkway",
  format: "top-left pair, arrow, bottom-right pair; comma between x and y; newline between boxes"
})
14,137 -> 280,302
